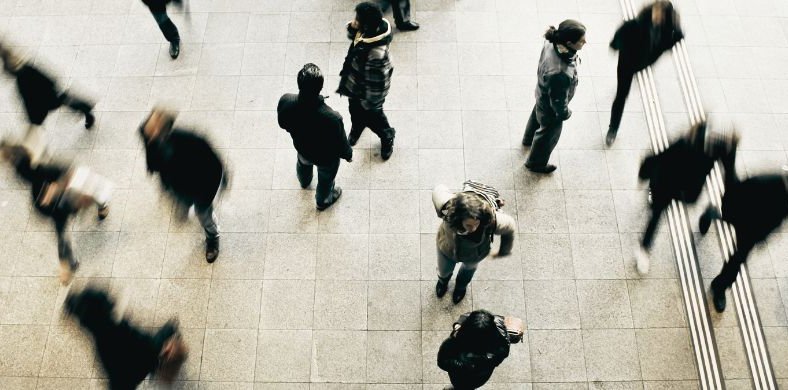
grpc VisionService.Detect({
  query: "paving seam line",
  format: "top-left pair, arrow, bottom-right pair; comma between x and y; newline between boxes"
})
617,0 -> 723,388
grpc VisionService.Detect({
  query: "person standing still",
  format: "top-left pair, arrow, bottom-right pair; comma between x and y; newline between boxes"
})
278,63 -> 353,211
141,0 -> 183,59
379,0 -> 419,31
337,2 -> 396,160
522,20 -> 586,174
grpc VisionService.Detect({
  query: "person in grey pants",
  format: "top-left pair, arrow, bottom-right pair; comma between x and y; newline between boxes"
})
523,20 -> 587,174
379,0 -> 419,31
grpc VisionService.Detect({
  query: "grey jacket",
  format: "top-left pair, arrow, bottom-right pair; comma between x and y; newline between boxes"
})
534,40 -> 579,121
432,185 -> 516,263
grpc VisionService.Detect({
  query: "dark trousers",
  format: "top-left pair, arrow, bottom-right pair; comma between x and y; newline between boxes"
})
151,12 -> 180,43
380,0 -> 412,25
523,105 -> 564,167
609,61 -> 637,131
54,216 -> 77,270
641,196 -> 670,250
711,233 -> 755,293
58,92 -> 94,117
296,154 -> 340,207
348,98 -> 395,141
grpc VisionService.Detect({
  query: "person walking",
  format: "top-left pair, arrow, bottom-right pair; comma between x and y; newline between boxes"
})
432,181 -> 516,303
0,45 -> 95,131
437,310 -> 513,390
636,121 -> 737,274
337,1 -> 396,161
699,167 -> 788,312
606,0 -> 683,146
141,0 -> 183,59
379,0 -> 419,31
278,63 -> 353,211
139,108 -> 226,263
522,20 -> 587,174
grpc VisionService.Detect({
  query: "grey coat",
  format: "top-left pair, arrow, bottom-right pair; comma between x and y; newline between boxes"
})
534,40 -> 579,121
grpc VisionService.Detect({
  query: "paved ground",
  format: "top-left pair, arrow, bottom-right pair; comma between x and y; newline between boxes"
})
0,0 -> 786,389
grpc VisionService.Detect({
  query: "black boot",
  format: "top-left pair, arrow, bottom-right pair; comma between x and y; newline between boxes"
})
436,278 -> 449,298
710,280 -> 727,313
699,206 -> 720,235
452,267 -> 476,304
85,112 -> 95,129
169,41 -> 180,59
381,133 -> 395,160
348,128 -> 363,146
605,126 -> 618,147
206,237 -> 219,263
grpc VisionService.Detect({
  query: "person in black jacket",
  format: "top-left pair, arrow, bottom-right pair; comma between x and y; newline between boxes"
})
140,109 -> 226,263
437,310 -> 511,390
0,46 -> 95,131
636,121 -> 737,275
65,286 -> 187,390
378,0 -> 419,31
522,20 -> 586,174
606,1 -> 683,146
337,2 -> 396,161
699,168 -> 788,312
141,0 -> 183,59
278,64 -> 352,211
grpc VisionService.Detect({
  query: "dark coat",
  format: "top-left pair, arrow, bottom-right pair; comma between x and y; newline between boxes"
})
15,64 -> 61,125
534,41 -> 579,121
721,174 -> 788,243
277,93 -> 353,166
611,6 -> 683,72
437,315 -> 511,389
141,128 -> 224,207
141,0 -> 173,13
337,20 -> 393,110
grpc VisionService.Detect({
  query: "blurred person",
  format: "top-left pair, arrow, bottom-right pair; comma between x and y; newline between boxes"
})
433,181 -> 516,303
337,1 -> 396,161
522,20 -> 586,174
65,286 -> 188,390
139,108 -> 227,263
636,121 -> 737,274
699,167 -> 788,312
437,309 -> 519,390
1,140 -> 112,283
606,0 -> 683,146
379,0 -> 419,31
278,63 -> 353,211
0,45 -> 95,132
141,0 -> 184,59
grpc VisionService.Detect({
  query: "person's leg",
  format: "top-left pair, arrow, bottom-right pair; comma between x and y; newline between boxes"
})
151,11 -> 181,58
452,260 -> 480,303
699,205 -> 721,235
296,154 -> 314,189
710,237 -> 755,312
347,98 -> 366,145
194,203 -> 220,263
315,160 -> 342,210
436,250 -> 456,298
58,92 -> 95,129
525,114 -> 563,172
607,62 -> 635,145
365,106 -> 396,160
522,105 -> 540,146
391,0 -> 417,30
637,199 -> 667,275
54,216 -> 77,283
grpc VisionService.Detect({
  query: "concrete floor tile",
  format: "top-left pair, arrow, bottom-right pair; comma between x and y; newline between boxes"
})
370,190 -> 420,234
155,278 -> 211,328
714,326 -> 751,380
576,280 -> 633,329
204,13 -> 249,43
420,280 -> 473,331
627,279 -> 688,328
460,75 -> 506,110
206,279 -> 262,329
529,329 -> 587,382
564,190 -> 618,234
39,326 -> 98,378
418,149 -> 465,190
370,148 -> 419,190
368,233 -> 421,281
260,279 -> 315,330
161,233 -> 214,279
367,331 -> 422,383
471,280 -> 526,323
583,329 -> 642,381
316,233 -> 369,280
368,281 -> 421,331
0,325 -> 49,376
246,14 -> 290,43
763,326 -> 788,378
209,233 -> 266,279
201,329 -> 257,381
108,277 -> 160,327
112,231 -> 167,278
525,280 -> 581,329
515,190 -> 569,234
316,190 -> 371,234
636,328 -> 697,380
198,44 -> 245,76
570,233 -> 625,280
313,280 -> 367,330
267,190 -> 317,233
256,329 -> 312,382
559,150 -> 611,190
311,330 -> 367,383
264,233 -> 317,279
461,110 -> 509,149
417,75 -> 461,110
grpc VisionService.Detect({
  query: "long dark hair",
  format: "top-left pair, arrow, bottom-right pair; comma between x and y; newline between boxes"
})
544,19 -> 586,45
638,0 -> 677,27
442,192 -> 495,233
455,310 -> 504,352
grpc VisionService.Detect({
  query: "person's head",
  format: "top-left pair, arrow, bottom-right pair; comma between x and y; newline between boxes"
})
142,108 -> 176,144
544,20 -> 587,51
64,286 -> 117,331
0,141 -> 32,172
650,1 -> 674,26
297,63 -> 324,97
0,47 -> 25,74
454,310 -> 502,350
354,1 -> 384,34
442,192 -> 495,236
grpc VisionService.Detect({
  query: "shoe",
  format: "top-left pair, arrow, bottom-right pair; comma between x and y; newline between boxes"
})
205,237 -> 219,263
452,287 -> 467,304
169,41 -> 180,59
348,129 -> 362,146
522,138 -> 533,147
525,163 -> 557,174
317,187 -> 343,211
59,261 -> 78,285
381,136 -> 394,160
85,113 -> 95,129
711,285 -> 726,312
97,204 -> 109,220
397,21 -> 420,31
699,207 -> 719,235
436,279 -> 448,298
635,246 -> 650,275
605,127 -> 618,147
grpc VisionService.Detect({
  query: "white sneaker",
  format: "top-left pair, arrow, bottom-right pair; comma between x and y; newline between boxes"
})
635,247 -> 651,275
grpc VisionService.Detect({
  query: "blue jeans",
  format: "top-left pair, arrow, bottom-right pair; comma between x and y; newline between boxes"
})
296,154 -> 340,207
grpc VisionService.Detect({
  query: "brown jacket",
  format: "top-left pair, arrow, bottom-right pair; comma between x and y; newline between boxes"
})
432,185 -> 516,262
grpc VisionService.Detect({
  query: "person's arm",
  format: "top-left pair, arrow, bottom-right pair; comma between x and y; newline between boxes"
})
361,49 -> 391,110
335,113 -> 353,162
437,338 -> 478,372
610,23 -> 627,51
493,211 -> 516,256
547,72 -> 572,121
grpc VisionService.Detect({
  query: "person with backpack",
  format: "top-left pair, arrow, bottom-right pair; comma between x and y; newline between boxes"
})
432,181 -> 516,303
698,167 -> 788,312
438,309 -> 521,389
606,0 -> 683,146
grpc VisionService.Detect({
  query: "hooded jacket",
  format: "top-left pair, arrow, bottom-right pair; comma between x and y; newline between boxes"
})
534,41 -> 579,121
141,0 -> 175,13
337,19 -> 394,110
277,93 -> 353,165
15,64 -> 61,125
611,5 -> 683,72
